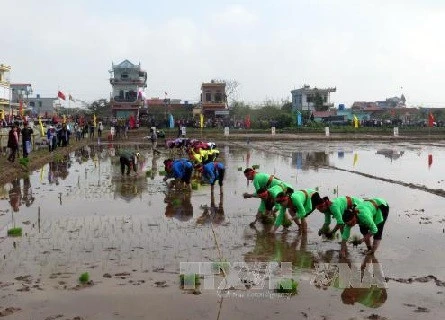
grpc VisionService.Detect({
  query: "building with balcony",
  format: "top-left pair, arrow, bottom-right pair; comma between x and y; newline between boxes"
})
291,85 -> 336,112
0,64 -> 11,112
200,80 -> 228,117
109,59 -> 147,126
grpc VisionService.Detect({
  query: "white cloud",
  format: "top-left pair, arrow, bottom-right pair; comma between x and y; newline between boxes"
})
211,4 -> 258,27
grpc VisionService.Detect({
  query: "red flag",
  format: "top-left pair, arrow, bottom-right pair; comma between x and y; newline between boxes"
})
428,112 -> 435,127
428,154 -> 433,168
58,91 -> 66,100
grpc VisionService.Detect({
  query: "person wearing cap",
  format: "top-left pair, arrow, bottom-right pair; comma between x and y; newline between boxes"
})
243,168 -> 294,227
315,196 -> 364,238
21,121 -> 34,158
340,198 -> 389,258
120,150 -> 140,176
199,161 -> 225,195
163,158 -> 194,190
273,189 -> 323,233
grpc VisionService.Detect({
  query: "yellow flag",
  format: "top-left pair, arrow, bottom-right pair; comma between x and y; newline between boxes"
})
353,153 -> 358,167
200,113 -> 204,128
93,114 -> 97,127
38,117 -> 45,136
63,115 -> 67,124
0,109 -> 4,120
353,115 -> 359,128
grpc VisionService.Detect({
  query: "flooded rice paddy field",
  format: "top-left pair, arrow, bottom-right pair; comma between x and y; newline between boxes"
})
1,140 -> 445,319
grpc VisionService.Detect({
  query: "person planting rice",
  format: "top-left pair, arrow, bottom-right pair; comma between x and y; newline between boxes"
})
273,189 -> 323,233
340,198 -> 389,258
315,196 -> 364,238
163,158 -> 194,191
120,151 -> 140,176
198,161 -> 225,195
243,168 -> 294,227
255,185 -> 292,229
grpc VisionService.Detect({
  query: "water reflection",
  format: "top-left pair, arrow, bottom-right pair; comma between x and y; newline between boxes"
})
48,155 -> 71,185
376,148 -> 405,161
196,191 -> 225,225
9,178 -> 21,212
244,230 -> 316,271
291,151 -> 330,170
340,256 -> 387,308
164,190 -> 193,221
114,178 -> 147,202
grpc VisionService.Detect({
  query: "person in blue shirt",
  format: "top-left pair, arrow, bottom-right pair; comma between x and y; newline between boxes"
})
200,161 -> 225,195
163,158 -> 193,191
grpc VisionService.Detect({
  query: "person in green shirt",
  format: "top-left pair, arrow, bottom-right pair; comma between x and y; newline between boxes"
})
242,168 -> 294,227
273,189 -> 323,233
340,198 -> 389,258
315,196 -> 364,238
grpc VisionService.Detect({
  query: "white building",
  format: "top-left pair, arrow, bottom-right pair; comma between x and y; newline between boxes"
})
291,85 -> 336,112
0,64 -> 11,116
109,60 -> 147,126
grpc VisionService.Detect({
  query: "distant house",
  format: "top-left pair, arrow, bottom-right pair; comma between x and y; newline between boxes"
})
200,80 -> 228,118
27,96 -> 57,116
291,85 -> 336,112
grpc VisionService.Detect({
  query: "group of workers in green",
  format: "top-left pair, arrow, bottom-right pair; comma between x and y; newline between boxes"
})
242,168 -> 389,258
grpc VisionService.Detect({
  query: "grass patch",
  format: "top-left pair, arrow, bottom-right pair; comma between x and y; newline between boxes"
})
7,227 -> 22,237
78,272 -> 90,284
275,278 -> 298,295
19,157 -> 29,168
180,274 -> 200,288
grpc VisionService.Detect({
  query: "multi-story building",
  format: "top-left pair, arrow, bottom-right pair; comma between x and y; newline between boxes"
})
291,85 -> 336,112
27,96 -> 57,116
0,64 -> 11,116
200,80 -> 228,117
109,59 -> 147,126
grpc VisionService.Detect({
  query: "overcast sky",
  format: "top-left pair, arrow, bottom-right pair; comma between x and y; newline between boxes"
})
3,0 -> 445,107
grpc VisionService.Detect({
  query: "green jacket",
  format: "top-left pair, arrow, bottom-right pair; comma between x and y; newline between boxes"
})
342,198 -> 388,241
274,188 -> 316,227
324,196 -> 363,226
252,172 -> 293,196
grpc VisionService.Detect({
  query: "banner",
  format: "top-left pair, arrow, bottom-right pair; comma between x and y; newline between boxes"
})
200,113 -> 204,128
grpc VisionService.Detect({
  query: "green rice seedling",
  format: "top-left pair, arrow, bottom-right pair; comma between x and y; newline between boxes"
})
191,180 -> 199,190
79,272 -> 90,284
275,278 -> 298,295
7,227 -> 22,237
237,167 -> 243,171
145,169 -> 152,176
252,164 -> 260,170
158,170 -> 167,176
283,217 -> 292,228
180,274 -> 200,287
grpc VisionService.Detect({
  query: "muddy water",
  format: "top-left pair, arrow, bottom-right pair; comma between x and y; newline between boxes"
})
1,140 -> 445,319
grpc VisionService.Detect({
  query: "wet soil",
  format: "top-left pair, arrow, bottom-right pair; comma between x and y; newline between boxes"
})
1,136 -> 445,319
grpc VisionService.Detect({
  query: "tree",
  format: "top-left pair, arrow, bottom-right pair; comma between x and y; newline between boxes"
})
281,101 -> 293,112
314,89 -> 326,111
213,79 -> 240,105
87,99 -> 111,118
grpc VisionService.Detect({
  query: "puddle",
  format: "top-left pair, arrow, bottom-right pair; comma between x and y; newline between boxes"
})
1,140 -> 445,319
